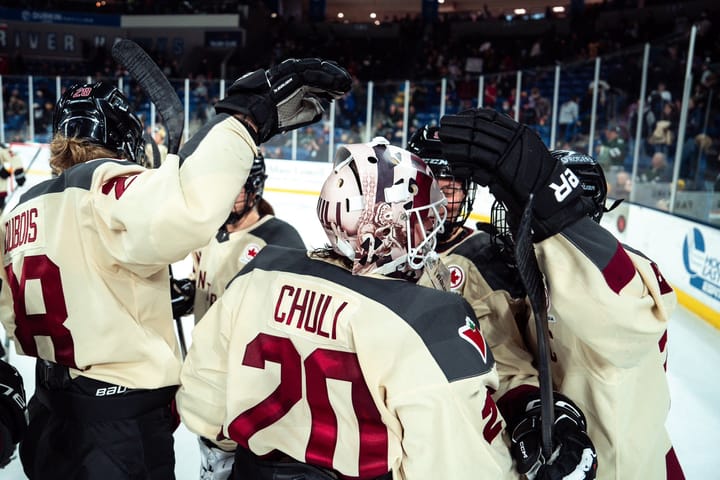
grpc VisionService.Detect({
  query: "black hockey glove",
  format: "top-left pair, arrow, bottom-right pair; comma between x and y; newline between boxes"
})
0,359 -> 27,467
215,58 -> 352,145
171,278 -> 195,318
439,108 -> 595,241
509,392 -> 597,480
0,167 -> 9,180
13,168 -> 25,187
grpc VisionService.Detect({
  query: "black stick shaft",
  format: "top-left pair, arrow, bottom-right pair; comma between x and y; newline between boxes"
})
513,194 -> 554,459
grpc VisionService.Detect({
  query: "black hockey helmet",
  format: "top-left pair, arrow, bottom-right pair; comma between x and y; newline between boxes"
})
407,125 -> 477,240
551,149 -> 608,223
53,82 -> 145,164
225,152 -> 268,226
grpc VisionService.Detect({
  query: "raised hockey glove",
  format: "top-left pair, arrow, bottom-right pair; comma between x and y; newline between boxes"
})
0,167 -> 10,180
439,108 -> 595,241
0,360 -> 27,467
171,278 -> 195,318
13,168 -> 25,187
509,392 -> 597,480
215,58 -> 352,145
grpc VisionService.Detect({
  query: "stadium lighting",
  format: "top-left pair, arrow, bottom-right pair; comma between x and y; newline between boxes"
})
513,8 -> 527,15
337,12 -> 344,19
438,0 -> 445,4
370,12 -> 377,19
552,6 -> 565,13
374,20 -> 380,26
270,12 -> 278,18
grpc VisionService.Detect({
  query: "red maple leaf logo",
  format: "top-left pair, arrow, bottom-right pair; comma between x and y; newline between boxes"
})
449,265 -> 464,290
247,247 -> 258,258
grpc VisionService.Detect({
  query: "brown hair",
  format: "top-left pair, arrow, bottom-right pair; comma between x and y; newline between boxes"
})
49,135 -> 119,175
257,197 -> 275,216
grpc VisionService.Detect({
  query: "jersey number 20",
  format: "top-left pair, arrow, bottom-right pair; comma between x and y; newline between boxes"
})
228,333 -> 389,478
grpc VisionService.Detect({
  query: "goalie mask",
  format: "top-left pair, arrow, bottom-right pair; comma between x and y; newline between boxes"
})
53,82 -> 145,164
551,150 -> 608,223
317,137 -> 447,278
407,125 -> 477,241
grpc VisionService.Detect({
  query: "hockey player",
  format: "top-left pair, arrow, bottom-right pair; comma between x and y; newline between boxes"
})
0,142 -> 26,211
437,109 -> 684,479
0,58 -> 351,479
0,345 -> 27,469
410,126 -> 597,480
177,137 -> 525,479
172,152 -> 306,479
185,152 -> 305,323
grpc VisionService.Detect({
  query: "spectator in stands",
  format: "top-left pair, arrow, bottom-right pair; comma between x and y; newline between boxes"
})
642,152 -> 673,183
5,89 -> 28,135
679,133 -> 713,189
647,102 -> 678,156
144,125 -> 169,166
611,170 -> 633,200
596,123 -> 628,172
558,95 -> 580,143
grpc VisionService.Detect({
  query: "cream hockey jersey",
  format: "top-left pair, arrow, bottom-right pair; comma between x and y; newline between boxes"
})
0,144 -> 24,200
426,218 -> 682,480
192,215 -> 305,321
178,245 -> 521,480
0,114 -> 257,389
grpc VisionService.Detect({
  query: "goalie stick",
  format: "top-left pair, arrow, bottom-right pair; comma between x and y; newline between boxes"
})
513,194 -> 555,459
111,39 -> 188,357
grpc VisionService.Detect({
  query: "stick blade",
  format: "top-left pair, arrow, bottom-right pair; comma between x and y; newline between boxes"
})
112,39 -> 184,155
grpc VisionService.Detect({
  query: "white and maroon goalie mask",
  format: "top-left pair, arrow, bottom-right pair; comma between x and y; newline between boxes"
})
317,137 -> 447,278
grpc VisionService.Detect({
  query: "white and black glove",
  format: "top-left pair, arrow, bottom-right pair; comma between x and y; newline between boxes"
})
215,58 -> 352,145
13,168 -> 25,187
509,392 -> 597,480
0,359 -> 27,468
439,108 -> 595,241
199,437 -> 234,480
171,278 -> 195,318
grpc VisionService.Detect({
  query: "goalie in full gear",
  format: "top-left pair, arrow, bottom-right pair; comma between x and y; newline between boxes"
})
436,109 -> 685,479
0,60 -> 351,479
177,137 -> 524,479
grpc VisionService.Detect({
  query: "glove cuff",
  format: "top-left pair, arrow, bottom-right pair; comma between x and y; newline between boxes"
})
215,94 -> 276,145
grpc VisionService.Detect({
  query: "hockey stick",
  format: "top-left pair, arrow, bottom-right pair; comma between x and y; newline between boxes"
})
513,194 -> 554,459
111,39 -> 184,155
111,39 -> 188,357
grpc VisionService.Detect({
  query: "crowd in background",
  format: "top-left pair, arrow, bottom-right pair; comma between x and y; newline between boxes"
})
2,0 -> 720,221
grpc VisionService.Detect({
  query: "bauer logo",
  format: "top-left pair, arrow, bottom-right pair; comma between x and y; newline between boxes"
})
683,227 -> 720,302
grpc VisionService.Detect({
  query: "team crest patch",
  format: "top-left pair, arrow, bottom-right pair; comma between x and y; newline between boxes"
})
240,243 -> 262,263
458,316 -> 487,361
448,265 -> 465,290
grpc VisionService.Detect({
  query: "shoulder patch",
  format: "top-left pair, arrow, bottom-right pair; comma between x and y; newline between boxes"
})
458,316 -> 487,362
240,243 -> 262,263
448,264 -> 465,290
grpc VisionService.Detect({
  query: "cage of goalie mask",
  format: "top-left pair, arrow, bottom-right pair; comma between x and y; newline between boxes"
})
317,137 -> 447,278
53,82 -> 145,164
